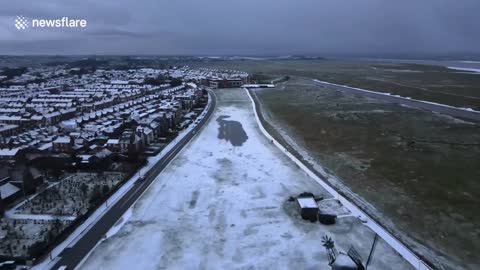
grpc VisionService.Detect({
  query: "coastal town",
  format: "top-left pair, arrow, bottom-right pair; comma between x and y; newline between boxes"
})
0,55 -> 475,270
0,62 -> 249,262
1,0 -> 478,269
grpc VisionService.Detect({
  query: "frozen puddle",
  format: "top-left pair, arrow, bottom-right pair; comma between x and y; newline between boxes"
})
79,89 -> 412,270
217,115 -> 249,146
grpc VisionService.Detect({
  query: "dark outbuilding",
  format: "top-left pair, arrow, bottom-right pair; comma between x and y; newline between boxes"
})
296,196 -> 319,222
319,213 -> 337,225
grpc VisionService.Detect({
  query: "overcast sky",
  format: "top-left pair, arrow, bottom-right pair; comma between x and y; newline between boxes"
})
0,0 -> 479,56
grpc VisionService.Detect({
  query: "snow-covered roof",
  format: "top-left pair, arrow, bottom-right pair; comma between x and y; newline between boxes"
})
95,149 -> 112,158
38,142 -> 53,151
297,197 -> 318,209
111,80 -> 129,85
62,120 -> 77,126
79,155 -> 92,163
0,124 -> 18,132
53,137 -> 70,143
0,148 -> 19,157
0,182 -> 20,199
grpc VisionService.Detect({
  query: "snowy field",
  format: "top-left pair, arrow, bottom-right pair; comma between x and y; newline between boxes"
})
79,89 -> 412,270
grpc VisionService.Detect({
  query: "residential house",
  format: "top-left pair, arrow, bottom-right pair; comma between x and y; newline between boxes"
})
119,131 -> 142,154
52,136 -> 73,153
105,139 -> 120,152
0,179 -> 21,205
0,148 -> 20,160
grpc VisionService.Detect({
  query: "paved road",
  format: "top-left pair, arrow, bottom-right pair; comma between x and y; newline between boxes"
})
50,91 -> 217,270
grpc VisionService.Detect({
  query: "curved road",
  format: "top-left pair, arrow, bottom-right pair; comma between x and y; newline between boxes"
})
50,90 -> 217,270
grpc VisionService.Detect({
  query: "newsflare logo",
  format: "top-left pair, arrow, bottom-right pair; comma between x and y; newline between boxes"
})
14,15 -> 29,30
14,15 -> 87,30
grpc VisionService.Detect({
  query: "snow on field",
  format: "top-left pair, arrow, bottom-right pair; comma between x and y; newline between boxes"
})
79,89 -> 412,270
314,79 -> 480,114
448,66 -> 480,73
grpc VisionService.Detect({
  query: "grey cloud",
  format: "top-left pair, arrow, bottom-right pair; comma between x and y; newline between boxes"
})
86,29 -> 155,38
0,0 -> 479,56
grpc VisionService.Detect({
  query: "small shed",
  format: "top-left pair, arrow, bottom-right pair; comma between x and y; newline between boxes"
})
296,196 -> 319,222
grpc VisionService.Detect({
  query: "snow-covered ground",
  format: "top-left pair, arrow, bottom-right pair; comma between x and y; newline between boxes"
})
79,89 -> 412,270
314,79 -> 480,113
448,66 -> 480,73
